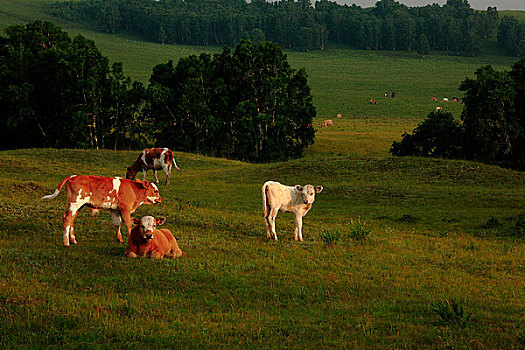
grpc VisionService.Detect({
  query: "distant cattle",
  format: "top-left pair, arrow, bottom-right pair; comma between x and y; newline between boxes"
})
262,181 -> 323,241
431,97 -> 438,101
42,175 -> 162,246
337,113 -> 342,119
369,99 -> 377,104
443,97 -> 449,101
452,97 -> 459,102
126,216 -> 185,259
436,106 -> 442,112
126,148 -> 180,186
321,120 -> 333,128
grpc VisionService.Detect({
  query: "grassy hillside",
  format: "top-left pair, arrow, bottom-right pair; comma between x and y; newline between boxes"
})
0,149 -> 524,348
1,1 -> 524,348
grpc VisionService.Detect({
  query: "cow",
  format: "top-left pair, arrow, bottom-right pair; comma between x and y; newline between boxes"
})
262,181 -> 323,242
336,113 -> 342,119
443,97 -> 449,101
321,120 -> 333,128
126,216 -> 185,259
431,97 -> 438,101
41,175 -> 162,246
126,148 -> 181,186
436,106 -> 442,112
369,99 -> 377,104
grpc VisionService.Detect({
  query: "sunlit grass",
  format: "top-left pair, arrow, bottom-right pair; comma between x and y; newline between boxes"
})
0,1 -> 524,348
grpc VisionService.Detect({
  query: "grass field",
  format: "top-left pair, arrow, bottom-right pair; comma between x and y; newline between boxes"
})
1,1 -> 524,348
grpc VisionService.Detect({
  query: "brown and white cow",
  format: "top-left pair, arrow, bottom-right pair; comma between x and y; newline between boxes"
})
126,148 -> 181,186
321,120 -> 333,128
41,175 -> 162,246
126,216 -> 185,259
262,181 -> 323,242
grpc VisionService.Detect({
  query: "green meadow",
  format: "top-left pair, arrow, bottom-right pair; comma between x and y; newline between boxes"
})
0,1 -> 524,348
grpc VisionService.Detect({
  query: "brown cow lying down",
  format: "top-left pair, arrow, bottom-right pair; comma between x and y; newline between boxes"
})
126,216 -> 185,259
262,180 -> 323,241
41,175 -> 162,246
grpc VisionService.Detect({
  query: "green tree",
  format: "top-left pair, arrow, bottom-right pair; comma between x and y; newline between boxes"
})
417,33 -> 430,56
0,20 -> 137,150
147,40 -> 316,162
459,65 -> 517,165
390,111 -> 463,158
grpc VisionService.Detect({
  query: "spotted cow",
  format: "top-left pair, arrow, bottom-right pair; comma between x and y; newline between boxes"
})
126,148 -> 181,186
262,181 -> 323,241
126,216 -> 185,259
41,175 -> 162,246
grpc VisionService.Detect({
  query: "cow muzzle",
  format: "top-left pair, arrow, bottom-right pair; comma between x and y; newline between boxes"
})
147,196 -> 162,204
143,232 -> 154,241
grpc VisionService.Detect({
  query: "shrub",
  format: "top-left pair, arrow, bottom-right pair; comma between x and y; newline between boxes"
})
390,111 -> 463,158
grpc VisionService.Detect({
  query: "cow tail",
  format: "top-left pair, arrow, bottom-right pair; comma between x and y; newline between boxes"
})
166,149 -> 181,171
172,158 -> 181,171
262,182 -> 269,217
41,176 -> 73,200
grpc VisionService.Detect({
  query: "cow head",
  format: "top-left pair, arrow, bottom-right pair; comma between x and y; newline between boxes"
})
136,180 -> 162,204
295,184 -> 323,205
132,216 -> 166,241
125,166 -> 136,180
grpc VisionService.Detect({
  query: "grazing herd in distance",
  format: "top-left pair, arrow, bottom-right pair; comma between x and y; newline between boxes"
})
41,148 -> 324,257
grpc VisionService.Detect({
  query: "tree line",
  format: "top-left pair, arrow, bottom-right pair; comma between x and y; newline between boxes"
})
391,59 -> 525,170
0,21 -> 316,162
53,0 -> 499,56
498,15 -> 525,57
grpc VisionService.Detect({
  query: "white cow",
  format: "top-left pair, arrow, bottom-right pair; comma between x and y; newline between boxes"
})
262,181 -> 323,241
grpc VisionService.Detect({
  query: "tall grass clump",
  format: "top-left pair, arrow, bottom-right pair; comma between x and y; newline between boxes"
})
431,299 -> 472,329
348,217 -> 372,241
320,218 -> 372,245
319,228 -> 341,246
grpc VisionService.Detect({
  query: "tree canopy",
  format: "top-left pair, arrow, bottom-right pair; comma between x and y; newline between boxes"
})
147,40 -> 316,162
53,0 -> 499,56
0,21 -> 316,162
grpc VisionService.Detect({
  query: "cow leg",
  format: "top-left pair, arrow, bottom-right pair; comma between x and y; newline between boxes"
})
269,208 -> 279,241
151,250 -> 163,259
126,251 -> 138,258
120,208 -> 134,240
69,226 -> 77,245
164,165 -> 171,186
111,211 -> 123,243
294,215 -> 304,241
62,207 -> 78,246
142,169 -> 147,181
153,170 -> 160,184
264,215 -> 272,239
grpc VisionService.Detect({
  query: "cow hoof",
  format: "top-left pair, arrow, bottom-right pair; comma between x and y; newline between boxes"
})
70,239 -> 77,244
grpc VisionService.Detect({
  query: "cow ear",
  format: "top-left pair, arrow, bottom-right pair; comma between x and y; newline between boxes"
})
295,185 -> 303,192
315,186 -> 323,193
156,217 -> 166,226
132,217 -> 140,226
